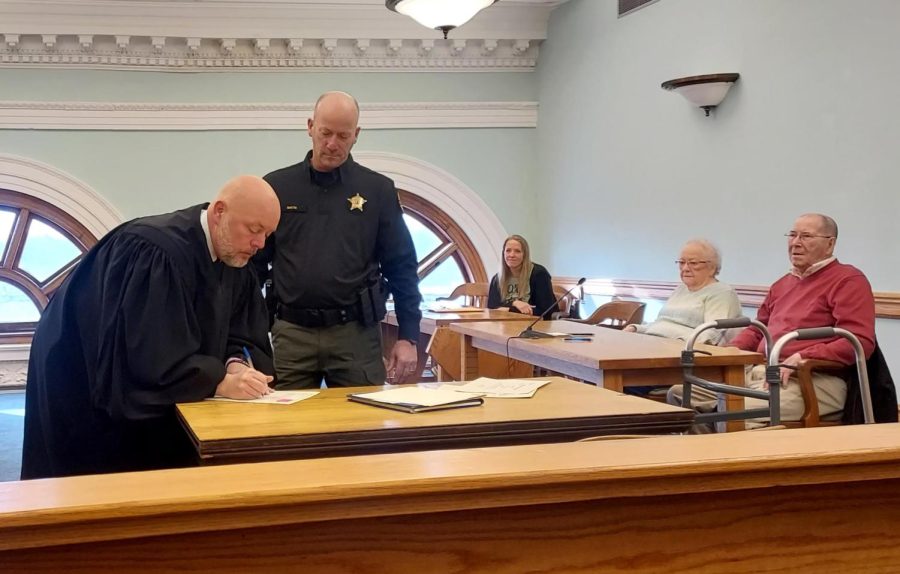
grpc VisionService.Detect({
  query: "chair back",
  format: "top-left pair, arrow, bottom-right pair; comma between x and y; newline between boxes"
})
552,285 -> 580,318
436,282 -> 490,308
583,301 -> 645,329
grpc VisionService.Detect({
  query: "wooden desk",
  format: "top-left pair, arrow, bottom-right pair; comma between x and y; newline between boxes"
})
384,308 -> 534,337
451,320 -> 762,430
4,424 -> 900,573
176,377 -> 693,464
381,309 -> 534,379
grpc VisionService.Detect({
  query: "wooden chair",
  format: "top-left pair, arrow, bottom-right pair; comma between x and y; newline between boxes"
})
784,359 -> 849,428
435,282 -> 490,308
572,301 -> 645,329
551,285 -> 579,319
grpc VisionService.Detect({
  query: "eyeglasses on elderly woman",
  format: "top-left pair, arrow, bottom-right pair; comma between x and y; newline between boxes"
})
675,260 -> 710,268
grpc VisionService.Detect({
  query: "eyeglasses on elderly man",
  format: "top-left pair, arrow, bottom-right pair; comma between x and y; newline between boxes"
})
784,231 -> 833,242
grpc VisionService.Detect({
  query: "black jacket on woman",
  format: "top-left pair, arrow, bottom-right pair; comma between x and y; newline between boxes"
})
488,263 -> 558,320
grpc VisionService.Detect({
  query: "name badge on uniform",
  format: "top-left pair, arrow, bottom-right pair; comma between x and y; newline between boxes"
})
348,193 -> 367,212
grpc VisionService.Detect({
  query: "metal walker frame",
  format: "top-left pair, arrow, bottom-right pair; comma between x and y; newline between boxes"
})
681,318 -> 874,428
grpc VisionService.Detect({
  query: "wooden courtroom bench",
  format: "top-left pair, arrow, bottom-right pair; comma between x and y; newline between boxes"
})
2,424 -> 900,573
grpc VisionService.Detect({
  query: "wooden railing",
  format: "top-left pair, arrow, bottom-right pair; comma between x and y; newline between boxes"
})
3,425 -> 900,572
554,276 -> 900,319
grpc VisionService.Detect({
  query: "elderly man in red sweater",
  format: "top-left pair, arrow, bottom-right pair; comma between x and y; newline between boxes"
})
671,213 -> 875,427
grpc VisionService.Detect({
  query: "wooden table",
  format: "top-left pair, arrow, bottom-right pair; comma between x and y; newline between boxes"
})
176,377 -> 693,464
451,320 -> 762,431
4,424 -> 900,573
381,308 -> 534,379
385,308 -> 535,337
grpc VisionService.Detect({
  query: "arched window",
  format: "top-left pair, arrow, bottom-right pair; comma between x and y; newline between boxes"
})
399,190 -> 487,305
0,190 -> 97,342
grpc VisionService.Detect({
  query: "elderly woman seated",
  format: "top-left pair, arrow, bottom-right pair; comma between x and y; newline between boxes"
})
625,239 -> 741,344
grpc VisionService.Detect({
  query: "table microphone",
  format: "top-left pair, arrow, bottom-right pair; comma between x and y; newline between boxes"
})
519,277 -> 586,339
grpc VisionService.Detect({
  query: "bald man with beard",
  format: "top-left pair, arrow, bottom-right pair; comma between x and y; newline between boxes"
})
22,175 -> 280,479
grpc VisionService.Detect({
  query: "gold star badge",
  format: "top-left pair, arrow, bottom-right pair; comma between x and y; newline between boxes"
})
348,193 -> 367,212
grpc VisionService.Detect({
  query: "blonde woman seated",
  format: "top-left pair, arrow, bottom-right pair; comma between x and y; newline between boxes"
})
624,239 -> 741,345
487,235 -> 558,319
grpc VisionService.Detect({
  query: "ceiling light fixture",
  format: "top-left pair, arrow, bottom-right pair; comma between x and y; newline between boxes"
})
386,0 -> 498,39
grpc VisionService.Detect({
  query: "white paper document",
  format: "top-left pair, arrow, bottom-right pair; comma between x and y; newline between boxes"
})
427,305 -> 483,313
207,390 -> 319,405
446,378 -> 552,399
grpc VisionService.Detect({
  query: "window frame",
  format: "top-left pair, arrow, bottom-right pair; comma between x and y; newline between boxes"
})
0,189 -> 97,342
398,190 -> 487,288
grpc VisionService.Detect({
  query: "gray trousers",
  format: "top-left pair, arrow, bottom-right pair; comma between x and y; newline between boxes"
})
271,318 -> 387,389
668,364 -> 847,431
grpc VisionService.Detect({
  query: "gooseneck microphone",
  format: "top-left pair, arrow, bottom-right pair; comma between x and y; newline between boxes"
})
519,277 -> 586,339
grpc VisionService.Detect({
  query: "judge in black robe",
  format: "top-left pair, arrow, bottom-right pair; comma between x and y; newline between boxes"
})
21,175 -> 281,479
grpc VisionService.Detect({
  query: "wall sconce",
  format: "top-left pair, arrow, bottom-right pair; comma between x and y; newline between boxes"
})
661,73 -> 740,116
386,0 -> 497,39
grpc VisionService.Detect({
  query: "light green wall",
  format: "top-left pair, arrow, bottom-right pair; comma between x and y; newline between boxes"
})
0,69 -> 536,102
535,0 -> 900,374
0,128 -> 534,227
0,68 -> 539,239
536,0 -> 900,288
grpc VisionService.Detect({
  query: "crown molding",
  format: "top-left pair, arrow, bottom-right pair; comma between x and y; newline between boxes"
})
0,100 -> 538,130
0,0 -> 568,71
0,37 -> 539,72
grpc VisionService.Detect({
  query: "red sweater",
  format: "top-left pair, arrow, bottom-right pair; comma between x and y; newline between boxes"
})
731,260 -> 875,364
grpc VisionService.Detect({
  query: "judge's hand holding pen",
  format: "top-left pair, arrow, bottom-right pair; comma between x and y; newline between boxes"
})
215,347 -> 274,399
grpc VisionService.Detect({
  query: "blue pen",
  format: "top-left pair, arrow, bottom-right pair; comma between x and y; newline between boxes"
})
242,346 -> 255,369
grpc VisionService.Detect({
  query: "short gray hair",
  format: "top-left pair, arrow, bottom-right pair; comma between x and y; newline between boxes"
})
684,238 -> 722,276
800,212 -> 839,239
313,91 -> 360,119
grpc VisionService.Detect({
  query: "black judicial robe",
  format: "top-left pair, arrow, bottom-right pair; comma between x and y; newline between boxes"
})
21,204 -> 274,479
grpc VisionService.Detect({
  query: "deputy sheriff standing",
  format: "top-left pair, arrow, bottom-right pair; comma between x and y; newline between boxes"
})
253,91 -> 422,389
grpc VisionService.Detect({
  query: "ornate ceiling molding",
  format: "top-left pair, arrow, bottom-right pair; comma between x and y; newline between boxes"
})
0,37 -> 538,72
0,0 -> 568,72
0,100 -> 539,130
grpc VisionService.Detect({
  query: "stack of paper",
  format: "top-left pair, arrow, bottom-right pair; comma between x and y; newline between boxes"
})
348,387 -> 484,413
446,378 -> 551,399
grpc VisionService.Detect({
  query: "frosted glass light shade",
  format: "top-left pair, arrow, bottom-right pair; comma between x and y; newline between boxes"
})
676,82 -> 732,107
386,0 -> 496,37
661,73 -> 740,116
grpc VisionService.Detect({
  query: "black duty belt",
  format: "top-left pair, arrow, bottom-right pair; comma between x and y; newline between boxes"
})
276,304 -> 360,328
